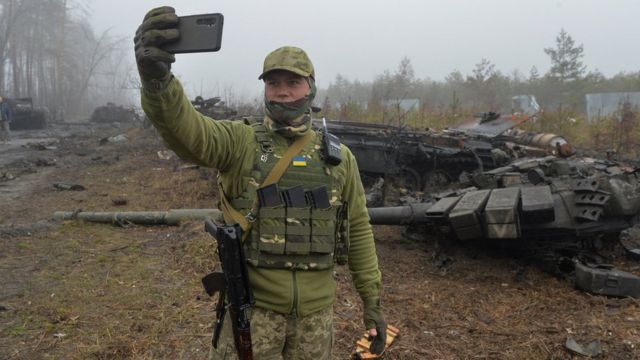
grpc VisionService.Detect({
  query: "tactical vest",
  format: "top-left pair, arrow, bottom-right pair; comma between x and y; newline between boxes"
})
226,123 -> 349,271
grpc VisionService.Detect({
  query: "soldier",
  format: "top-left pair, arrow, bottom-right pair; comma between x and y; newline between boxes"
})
0,95 -> 12,143
134,6 -> 386,360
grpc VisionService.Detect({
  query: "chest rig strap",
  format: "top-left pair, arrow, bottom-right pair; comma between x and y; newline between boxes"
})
219,125 -> 313,234
252,123 -> 274,154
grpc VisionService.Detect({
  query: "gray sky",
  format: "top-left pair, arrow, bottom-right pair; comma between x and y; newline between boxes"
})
89,0 -> 640,101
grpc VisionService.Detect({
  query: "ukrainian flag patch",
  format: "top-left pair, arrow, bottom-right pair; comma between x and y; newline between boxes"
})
292,156 -> 307,167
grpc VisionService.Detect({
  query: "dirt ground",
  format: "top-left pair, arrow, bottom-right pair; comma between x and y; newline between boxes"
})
0,122 -> 639,360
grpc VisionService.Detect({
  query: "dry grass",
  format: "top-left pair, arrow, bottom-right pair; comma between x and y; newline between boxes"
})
0,126 -> 638,359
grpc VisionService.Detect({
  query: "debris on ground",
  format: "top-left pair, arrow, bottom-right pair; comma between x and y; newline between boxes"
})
565,337 -> 603,357
34,158 -> 56,166
99,134 -> 128,145
352,324 -> 400,359
111,197 -> 128,206
53,182 -> 85,191
1,172 -> 15,181
23,140 -> 59,150
157,150 -> 175,160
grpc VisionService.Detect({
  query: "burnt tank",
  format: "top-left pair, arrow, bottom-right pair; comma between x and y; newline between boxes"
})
191,96 -> 238,119
367,155 -> 640,298
7,97 -> 48,130
318,112 -> 573,191
90,102 -> 140,124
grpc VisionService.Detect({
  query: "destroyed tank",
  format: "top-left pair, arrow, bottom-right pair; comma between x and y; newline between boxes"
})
90,102 -> 140,124
191,96 -> 238,119
6,97 -> 48,130
318,111 -> 573,191
368,155 -> 640,298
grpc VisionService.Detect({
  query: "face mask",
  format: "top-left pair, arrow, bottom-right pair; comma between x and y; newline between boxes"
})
264,78 -> 317,126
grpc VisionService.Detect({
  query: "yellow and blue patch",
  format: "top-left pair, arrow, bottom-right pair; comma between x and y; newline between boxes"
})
292,156 -> 307,167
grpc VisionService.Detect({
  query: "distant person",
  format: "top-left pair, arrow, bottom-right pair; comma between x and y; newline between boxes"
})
134,6 -> 386,360
0,95 -> 12,142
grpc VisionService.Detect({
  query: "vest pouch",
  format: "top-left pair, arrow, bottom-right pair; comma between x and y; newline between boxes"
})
285,207 -> 312,255
257,206 -> 286,254
335,203 -> 349,265
310,206 -> 338,254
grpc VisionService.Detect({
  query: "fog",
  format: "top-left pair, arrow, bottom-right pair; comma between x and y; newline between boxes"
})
89,0 -> 640,102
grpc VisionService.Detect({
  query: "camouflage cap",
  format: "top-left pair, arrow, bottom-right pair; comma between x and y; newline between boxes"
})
258,46 -> 315,80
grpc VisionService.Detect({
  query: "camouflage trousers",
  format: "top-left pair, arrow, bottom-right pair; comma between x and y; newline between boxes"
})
0,121 -> 10,141
209,306 -> 333,360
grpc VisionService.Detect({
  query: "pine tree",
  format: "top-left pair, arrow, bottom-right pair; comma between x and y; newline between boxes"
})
544,29 -> 586,83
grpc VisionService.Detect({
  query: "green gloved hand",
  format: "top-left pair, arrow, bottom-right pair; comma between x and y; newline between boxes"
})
133,6 -> 180,91
363,297 -> 387,355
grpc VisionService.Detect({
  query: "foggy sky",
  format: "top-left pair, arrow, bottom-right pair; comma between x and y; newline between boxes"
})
89,0 -> 640,102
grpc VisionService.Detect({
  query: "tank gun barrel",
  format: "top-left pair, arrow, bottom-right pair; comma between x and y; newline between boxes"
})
368,203 -> 433,225
53,209 -> 222,226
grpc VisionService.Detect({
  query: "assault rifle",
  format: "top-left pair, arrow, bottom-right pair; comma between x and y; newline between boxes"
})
202,219 -> 254,359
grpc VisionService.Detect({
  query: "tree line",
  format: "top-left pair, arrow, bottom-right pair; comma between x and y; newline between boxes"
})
0,0 -> 132,120
1,6 -> 638,143
317,29 -> 640,128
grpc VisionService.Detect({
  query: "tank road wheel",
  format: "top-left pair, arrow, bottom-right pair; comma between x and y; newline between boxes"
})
422,170 -> 450,191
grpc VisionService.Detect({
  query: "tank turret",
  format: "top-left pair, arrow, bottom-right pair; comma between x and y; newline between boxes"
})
367,156 -> 640,298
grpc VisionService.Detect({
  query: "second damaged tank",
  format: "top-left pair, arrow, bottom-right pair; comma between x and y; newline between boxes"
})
90,102 -> 141,124
368,155 -> 640,298
191,96 -> 238,119
319,111 -> 574,191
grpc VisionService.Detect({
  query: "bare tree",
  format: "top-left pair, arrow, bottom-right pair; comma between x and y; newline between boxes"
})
66,24 -> 127,115
0,0 -> 133,119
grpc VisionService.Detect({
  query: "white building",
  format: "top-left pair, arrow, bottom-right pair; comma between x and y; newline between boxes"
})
585,92 -> 640,122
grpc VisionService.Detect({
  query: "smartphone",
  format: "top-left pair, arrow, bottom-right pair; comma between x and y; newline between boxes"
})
162,13 -> 224,54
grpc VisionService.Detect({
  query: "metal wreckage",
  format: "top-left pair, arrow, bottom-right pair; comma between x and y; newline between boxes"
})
6,97 -> 49,130
191,96 -> 238,119
319,111 -> 574,191
55,109 -> 640,298
367,154 -> 640,298
322,111 -> 640,299
90,102 -> 141,124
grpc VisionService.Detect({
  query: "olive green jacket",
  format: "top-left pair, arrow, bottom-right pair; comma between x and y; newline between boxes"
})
141,77 -> 381,316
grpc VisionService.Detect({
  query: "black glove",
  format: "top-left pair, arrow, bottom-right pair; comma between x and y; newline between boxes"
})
363,297 -> 387,355
134,6 -> 180,91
